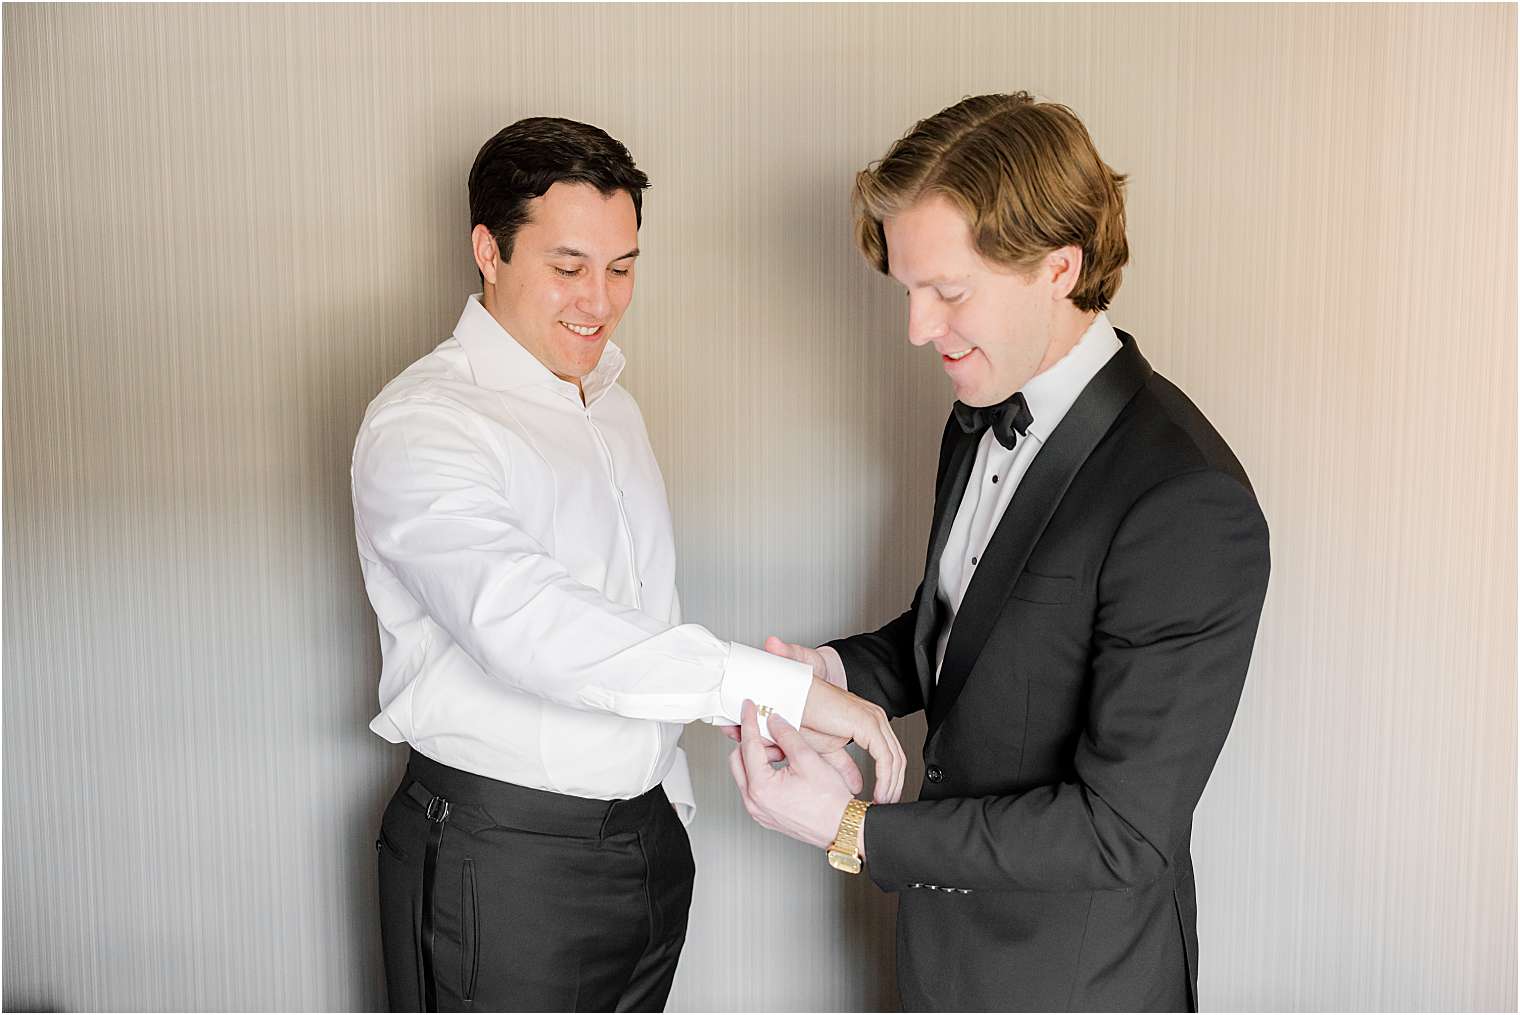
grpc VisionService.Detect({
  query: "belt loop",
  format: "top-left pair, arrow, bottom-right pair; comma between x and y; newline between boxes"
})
420,792 -> 451,1013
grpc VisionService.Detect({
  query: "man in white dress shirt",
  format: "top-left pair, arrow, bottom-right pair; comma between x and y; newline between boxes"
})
350,117 -> 905,1012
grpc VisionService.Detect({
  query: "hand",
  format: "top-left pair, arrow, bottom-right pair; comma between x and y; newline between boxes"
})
721,667 -> 903,802
714,717 -> 864,797
760,636 -> 862,788
799,678 -> 905,804
730,700 -> 856,849
716,636 -> 869,795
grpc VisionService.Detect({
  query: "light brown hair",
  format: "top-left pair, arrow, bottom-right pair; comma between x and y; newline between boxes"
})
853,92 -> 1129,312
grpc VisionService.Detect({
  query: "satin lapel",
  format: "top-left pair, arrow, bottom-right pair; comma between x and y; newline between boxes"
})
927,332 -> 1154,738
911,425 -> 979,708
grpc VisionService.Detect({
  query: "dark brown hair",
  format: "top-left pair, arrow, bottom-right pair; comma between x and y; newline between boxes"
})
468,117 -> 649,263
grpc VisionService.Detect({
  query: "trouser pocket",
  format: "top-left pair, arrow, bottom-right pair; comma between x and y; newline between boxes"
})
1172,877 -> 1199,1013
376,789 -> 425,1012
460,858 -> 478,1002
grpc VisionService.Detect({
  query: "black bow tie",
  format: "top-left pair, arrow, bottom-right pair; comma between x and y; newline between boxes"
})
952,392 -> 1034,450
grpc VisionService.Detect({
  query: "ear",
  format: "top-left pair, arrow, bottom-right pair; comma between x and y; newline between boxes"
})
471,224 -> 501,286
1046,244 -> 1084,302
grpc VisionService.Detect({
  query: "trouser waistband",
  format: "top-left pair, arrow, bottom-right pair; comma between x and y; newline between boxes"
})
403,749 -> 665,839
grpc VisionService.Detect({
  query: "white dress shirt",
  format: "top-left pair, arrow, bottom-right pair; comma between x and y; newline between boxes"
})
822,313 -> 1122,686
351,295 -> 812,822
930,313 -> 1121,677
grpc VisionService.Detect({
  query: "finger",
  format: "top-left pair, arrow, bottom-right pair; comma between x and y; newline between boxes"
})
738,700 -> 774,780
821,747 -> 864,795
887,726 -> 899,802
893,719 -> 906,802
765,713 -> 823,775
873,714 -> 903,804
717,724 -> 740,743
886,719 -> 906,803
886,727 -> 904,804
856,719 -> 902,805
847,724 -> 887,801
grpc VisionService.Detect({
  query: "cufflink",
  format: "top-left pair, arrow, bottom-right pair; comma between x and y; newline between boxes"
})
757,705 -> 773,719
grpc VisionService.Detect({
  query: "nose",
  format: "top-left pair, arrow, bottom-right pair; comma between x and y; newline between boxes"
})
577,273 -> 613,321
906,292 -> 949,347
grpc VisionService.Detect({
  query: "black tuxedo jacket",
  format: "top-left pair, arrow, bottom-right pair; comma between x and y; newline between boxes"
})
828,332 -> 1270,1012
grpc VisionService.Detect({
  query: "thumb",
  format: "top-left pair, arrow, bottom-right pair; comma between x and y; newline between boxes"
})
766,713 -> 823,773
738,701 -> 775,783
763,636 -> 802,661
765,636 -> 824,679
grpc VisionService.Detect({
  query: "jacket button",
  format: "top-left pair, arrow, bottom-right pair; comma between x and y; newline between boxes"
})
926,764 -> 944,783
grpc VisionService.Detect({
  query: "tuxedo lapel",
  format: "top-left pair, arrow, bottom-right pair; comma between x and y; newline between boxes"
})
910,424 -> 979,707
927,332 -> 1153,737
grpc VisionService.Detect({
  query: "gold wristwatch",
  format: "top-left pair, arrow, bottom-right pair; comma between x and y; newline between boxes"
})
826,799 -> 871,874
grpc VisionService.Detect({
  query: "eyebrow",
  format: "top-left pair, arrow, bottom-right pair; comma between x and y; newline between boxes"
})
548,246 -> 641,261
887,263 -> 968,288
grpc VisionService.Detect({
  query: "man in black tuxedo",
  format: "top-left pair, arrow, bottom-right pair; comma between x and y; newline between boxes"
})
730,92 -> 1270,1011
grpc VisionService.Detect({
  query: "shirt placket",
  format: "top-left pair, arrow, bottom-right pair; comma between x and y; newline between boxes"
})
582,407 -> 643,611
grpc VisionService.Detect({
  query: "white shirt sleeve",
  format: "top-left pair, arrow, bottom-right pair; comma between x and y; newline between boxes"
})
352,397 -> 812,732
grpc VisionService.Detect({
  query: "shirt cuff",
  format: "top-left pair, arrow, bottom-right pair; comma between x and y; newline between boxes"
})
715,641 -> 814,740
817,645 -> 848,690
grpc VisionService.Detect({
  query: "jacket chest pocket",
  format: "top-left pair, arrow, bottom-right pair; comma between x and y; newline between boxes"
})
1010,570 -> 1077,605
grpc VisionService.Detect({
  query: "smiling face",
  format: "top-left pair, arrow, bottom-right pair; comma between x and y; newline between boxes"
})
477,181 -> 640,385
884,192 -> 1088,408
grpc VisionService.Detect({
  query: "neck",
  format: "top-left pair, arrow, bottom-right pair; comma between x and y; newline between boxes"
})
1030,304 -> 1098,379
482,285 -> 587,403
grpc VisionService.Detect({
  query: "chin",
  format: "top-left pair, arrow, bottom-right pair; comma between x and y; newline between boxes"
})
956,384 -> 995,407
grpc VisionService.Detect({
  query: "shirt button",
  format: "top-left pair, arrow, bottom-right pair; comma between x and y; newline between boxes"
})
970,556 -> 977,566
926,764 -> 944,783
991,474 -> 999,484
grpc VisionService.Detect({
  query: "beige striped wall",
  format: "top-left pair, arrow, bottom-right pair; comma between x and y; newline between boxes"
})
4,4 -> 1514,1011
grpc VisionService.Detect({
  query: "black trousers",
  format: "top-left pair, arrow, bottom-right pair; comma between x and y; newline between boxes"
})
377,751 -> 695,1012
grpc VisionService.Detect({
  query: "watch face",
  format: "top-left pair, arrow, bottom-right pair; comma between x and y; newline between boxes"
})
827,849 -> 862,875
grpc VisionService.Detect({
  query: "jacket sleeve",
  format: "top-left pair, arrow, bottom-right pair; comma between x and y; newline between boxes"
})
862,468 -> 1271,892
825,601 -> 925,719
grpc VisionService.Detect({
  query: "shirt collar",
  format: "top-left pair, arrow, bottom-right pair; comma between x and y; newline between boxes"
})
451,293 -> 627,405
1019,312 -> 1123,443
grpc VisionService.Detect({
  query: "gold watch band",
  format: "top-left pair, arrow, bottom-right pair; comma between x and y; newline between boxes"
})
826,799 -> 871,874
